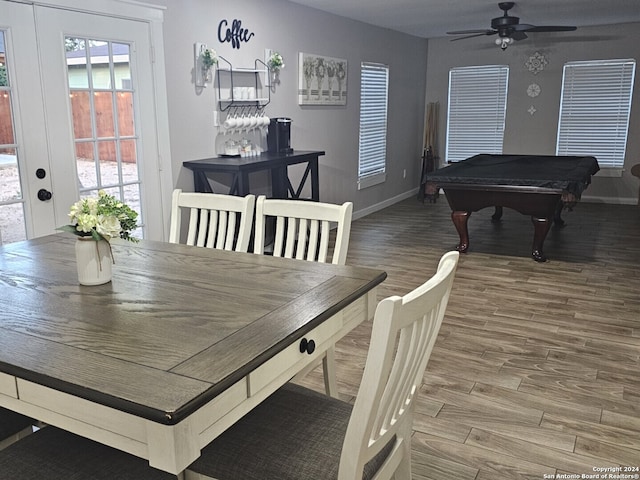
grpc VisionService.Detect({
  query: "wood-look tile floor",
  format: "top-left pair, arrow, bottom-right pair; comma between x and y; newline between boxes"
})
297,196 -> 640,480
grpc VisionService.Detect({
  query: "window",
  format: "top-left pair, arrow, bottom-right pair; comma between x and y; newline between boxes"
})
446,65 -> 509,163
556,59 -> 636,172
358,62 -> 388,189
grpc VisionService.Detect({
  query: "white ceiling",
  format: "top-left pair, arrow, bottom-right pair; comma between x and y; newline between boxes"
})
286,0 -> 640,39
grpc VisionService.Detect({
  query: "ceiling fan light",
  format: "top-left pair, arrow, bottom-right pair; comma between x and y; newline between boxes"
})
496,36 -> 514,50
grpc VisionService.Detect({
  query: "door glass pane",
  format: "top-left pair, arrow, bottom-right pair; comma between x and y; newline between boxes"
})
0,30 -> 27,245
117,91 -> 134,136
66,38 -> 89,88
0,147 -> 20,202
0,94 -> 14,144
65,36 -> 143,235
94,91 -> 115,137
70,91 -> 92,139
97,140 -> 118,186
113,43 -> 131,90
0,203 -> 27,245
120,140 -> 137,183
76,142 -> 97,188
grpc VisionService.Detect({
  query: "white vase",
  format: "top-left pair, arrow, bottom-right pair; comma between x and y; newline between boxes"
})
75,237 -> 113,285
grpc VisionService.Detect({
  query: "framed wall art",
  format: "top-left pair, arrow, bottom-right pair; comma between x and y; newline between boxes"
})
298,52 -> 347,106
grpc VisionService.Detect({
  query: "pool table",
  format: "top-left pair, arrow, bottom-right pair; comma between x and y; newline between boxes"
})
427,154 -> 600,262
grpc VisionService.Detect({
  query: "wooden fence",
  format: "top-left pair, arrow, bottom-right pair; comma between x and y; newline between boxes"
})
0,91 -> 136,163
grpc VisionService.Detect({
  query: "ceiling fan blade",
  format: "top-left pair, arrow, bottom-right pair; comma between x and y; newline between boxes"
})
511,31 -> 528,41
450,32 -> 497,41
446,29 -> 495,35
511,23 -> 535,31
525,25 -> 577,32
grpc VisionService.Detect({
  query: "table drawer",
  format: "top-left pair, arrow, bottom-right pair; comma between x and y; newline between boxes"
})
0,372 -> 17,398
247,313 -> 343,396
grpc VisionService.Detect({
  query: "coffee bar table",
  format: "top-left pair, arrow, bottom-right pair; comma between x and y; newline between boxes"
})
183,150 -> 324,201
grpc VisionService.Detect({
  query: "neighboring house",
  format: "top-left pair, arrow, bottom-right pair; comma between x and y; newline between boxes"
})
65,42 -> 131,90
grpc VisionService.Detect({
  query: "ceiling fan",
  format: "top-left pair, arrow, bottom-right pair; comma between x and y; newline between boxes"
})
446,2 -> 577,50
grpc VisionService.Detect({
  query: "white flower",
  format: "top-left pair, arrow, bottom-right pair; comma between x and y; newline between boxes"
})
76,213 -> 98,233
95,215 -> 122,241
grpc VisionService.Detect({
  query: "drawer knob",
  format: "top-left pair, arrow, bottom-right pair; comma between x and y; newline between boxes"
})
299,338 -> 316,355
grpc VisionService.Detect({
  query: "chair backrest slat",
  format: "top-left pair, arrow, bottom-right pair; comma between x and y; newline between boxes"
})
169,190 -> 255,253
253,196 -> 353,265
338,251 -> 459,480
205,210 -> 219,248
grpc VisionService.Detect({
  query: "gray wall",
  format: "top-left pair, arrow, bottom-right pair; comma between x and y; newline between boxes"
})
145,0 -> 428,215
426,22 -> 640,204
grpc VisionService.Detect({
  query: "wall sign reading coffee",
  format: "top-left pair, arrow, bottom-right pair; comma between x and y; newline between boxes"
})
218,19 -> 255,49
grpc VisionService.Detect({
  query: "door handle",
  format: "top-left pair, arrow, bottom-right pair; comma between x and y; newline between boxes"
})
37,189 -> 53,201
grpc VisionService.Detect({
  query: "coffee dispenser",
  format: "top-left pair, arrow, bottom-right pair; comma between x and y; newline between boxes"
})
267,117 -> 293,154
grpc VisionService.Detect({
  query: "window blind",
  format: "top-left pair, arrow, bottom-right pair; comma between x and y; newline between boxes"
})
358,62 -> 389,185
446,65 -> 509,163
556,59 -> 636,169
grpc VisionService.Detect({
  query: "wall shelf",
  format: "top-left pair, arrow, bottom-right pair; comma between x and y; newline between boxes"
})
216,56 -> 270,111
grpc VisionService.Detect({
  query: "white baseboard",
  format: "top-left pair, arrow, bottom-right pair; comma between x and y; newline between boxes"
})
352,191 -> 638,221
352,189 -> 418,220
581,195 -> 638,205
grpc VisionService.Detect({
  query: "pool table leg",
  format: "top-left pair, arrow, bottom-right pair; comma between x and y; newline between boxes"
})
451,211 -> 470,253
531,216 -> 553,262
491,206 -> 503,223
553,202 -> 566,227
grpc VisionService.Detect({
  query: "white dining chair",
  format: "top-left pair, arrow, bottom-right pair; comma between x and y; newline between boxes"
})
253,195 -> 353,265
185,251 -> 460,480
0,409 -> 34,451
169,189 -> 256,253
253,194 -> 354,397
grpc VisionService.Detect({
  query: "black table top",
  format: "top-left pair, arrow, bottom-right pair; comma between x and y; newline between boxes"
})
429,154 -> 600,196
183,150 -> 325,172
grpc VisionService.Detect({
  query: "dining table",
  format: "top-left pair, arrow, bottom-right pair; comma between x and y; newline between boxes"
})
0,234 -> 386,475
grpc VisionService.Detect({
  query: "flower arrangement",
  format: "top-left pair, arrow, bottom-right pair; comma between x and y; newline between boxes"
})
267,51 -> 285,71
201,48 -> 218,70
59,190 -> 139,243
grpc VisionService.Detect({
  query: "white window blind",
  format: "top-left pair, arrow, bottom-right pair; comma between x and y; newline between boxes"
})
358,62 -> 388,188
556,59 -> 636,169
446,65 -> 509,163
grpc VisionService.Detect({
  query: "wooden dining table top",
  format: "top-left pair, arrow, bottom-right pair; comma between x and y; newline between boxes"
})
0,234 -> 386,425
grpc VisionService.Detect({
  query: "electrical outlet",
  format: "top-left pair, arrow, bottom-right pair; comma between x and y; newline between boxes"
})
213,111 -> 219,127
403,169 -> 407,178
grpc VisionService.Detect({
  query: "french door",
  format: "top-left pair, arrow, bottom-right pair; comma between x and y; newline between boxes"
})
0,1 -> 166,244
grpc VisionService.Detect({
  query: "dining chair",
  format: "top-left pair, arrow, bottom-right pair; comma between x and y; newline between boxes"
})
168,189 -> 256,253
253,194 -> 353,265
185,251 -> 460,480
253,194 -> 354,397
0,409 -> 34,451
0,426 -> 176,480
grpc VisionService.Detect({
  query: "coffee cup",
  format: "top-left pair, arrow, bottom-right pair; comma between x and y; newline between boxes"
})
224,116 -> 237,129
